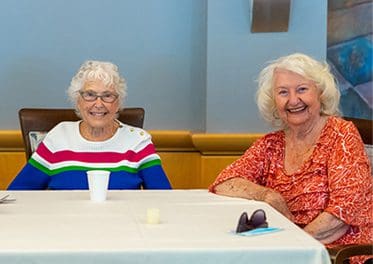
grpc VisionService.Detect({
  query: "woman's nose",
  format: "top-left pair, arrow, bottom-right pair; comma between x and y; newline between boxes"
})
288,91 -> 300,104
93,97 -> 105,107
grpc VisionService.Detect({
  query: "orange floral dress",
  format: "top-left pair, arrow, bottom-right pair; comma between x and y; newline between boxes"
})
209,116 -> 372,262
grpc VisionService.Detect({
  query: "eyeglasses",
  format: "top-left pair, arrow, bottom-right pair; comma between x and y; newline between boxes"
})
236,209 -> 268,233
79,90 -> 119,103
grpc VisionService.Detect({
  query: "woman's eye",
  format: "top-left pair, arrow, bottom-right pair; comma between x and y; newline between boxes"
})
86,91 -> 96,97
104,93 -> 117,99
297,87 -> 308,93
278,90 -> 288,96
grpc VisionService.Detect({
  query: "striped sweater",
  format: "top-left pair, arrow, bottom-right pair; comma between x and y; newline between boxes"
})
8,121 -> 171,190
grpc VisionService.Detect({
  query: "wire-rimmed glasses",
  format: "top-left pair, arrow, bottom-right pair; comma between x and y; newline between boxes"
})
79,90 -> 119,103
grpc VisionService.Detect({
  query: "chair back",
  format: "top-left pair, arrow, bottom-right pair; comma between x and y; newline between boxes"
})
344,116 -> 373,175
343,116 -> 373,145
328,244 -> 373,264
19,107 -> 145,160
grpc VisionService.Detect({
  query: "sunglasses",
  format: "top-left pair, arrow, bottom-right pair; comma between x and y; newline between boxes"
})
236,209 -> 268,233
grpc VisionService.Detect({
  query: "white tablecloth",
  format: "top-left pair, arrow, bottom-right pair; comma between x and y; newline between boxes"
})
0,190 -> 331,264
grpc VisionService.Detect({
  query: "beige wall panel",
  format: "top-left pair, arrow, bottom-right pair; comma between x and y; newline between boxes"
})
158,152 -> 201,189
0,152 -> 26,189
199,156 -> 240,189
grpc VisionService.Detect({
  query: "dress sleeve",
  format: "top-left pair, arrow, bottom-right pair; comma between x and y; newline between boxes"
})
208,136 -> 270,192
325,121 -> 372,226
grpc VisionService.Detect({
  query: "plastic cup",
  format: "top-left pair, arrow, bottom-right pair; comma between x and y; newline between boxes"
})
87,170 -> 110,202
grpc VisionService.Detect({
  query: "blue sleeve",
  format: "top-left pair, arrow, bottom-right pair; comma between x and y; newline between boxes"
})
140,165 -> 172,189
7,163 -> 50,190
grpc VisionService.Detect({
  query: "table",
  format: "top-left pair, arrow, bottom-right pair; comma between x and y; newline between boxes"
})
0,190 -> 331,264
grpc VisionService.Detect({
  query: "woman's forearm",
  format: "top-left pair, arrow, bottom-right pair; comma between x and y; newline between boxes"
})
214,178 -> 293,220
214,177 -> 268,200
304,212 -> 349,244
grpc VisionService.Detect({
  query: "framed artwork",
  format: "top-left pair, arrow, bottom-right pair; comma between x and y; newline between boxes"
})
327,0 -> 372,120
251,0 -> 290,32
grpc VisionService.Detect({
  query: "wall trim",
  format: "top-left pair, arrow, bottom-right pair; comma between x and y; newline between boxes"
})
0,130 -> 263,154
148,130 -> 195,151
0,130 -> 24,152
192,133 -> 263,155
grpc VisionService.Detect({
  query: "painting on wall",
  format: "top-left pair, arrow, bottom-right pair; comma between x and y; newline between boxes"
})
327,0 -> 372,120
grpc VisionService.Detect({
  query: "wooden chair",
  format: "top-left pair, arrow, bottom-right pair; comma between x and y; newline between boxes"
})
343,116 -> 373,145
328,244 -> 373,264
327,117 -> 373,264
19,107 -> 145,160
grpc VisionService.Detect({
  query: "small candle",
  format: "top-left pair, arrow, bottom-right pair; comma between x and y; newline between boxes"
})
147,208 -> 160,224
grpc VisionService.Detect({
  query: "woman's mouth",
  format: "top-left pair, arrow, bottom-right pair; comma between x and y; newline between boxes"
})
89,111 -> 107,117
287,105 -> 307,113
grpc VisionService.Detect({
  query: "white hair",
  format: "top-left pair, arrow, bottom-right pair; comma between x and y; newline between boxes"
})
67,60 -> 127,109
256,53 -> 340,128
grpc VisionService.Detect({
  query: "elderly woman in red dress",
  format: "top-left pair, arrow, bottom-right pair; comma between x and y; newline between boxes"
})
209,53 -> 372,264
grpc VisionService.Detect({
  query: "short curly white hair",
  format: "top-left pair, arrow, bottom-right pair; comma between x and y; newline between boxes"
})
67,60 -> 127,109
256,53 -> 341,128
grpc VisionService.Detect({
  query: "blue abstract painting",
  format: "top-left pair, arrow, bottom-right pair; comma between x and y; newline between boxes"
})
327,0 -> 373,120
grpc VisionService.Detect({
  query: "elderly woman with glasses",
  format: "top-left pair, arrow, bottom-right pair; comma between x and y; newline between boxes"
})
9,60 -> 171,190
209,53 -> 372,263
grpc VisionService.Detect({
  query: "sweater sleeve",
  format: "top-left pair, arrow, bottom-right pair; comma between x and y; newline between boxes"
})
7,162 -> 50,190
136,131 -> 171,189
140,165 -> 171,189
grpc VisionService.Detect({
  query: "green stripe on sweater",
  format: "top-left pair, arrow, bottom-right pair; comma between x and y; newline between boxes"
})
29,158 -> 161,176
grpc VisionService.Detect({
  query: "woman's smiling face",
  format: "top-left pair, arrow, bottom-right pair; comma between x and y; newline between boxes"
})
77,79 -> 119,130
273,69 -> 321,128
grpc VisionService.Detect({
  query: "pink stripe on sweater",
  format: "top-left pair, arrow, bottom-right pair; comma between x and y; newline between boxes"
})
35,142 -> 156,163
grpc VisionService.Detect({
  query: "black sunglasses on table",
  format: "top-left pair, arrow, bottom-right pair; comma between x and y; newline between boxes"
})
236,209 -> 268,233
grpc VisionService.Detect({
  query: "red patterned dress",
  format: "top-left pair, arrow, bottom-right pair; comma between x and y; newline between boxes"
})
209,116 -> 372,254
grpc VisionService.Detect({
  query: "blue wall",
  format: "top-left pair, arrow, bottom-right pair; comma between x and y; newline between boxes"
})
206,0 -> 327,132
0,0 -> 326,132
